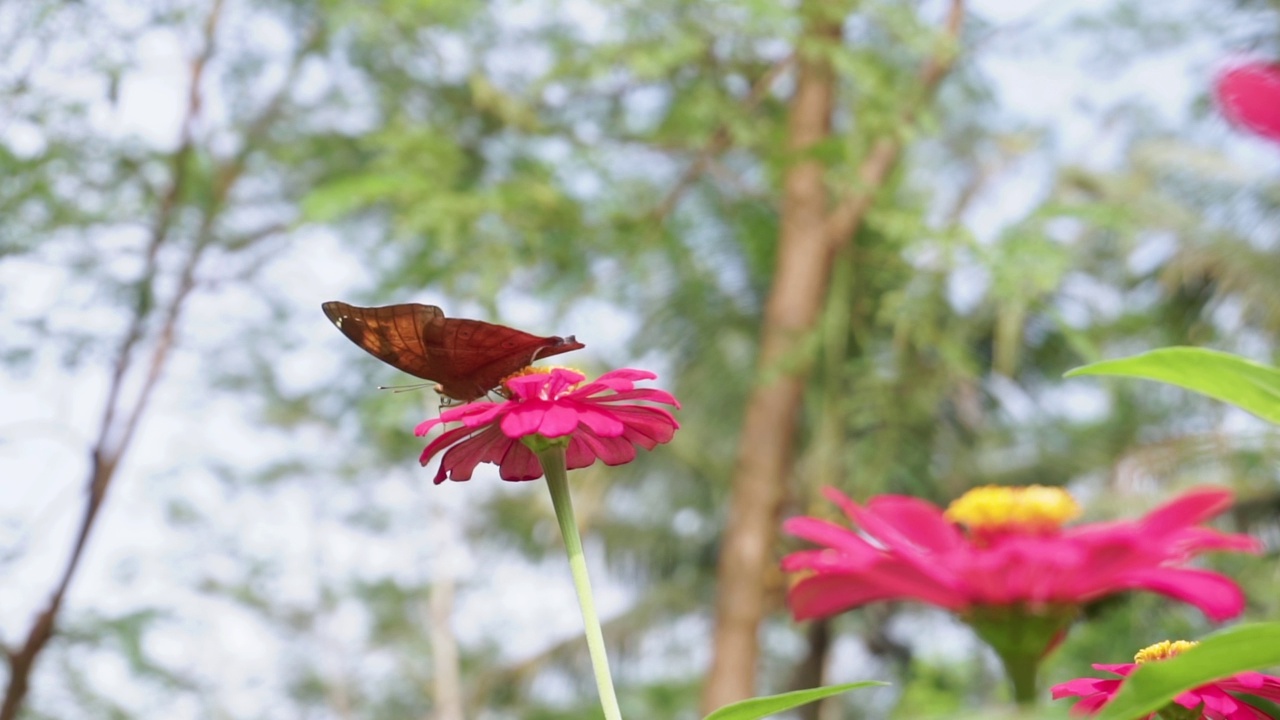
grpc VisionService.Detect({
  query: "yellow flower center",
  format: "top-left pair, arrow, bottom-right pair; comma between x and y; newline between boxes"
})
1134,640 -> 1198,664
944,485 -> 1081,534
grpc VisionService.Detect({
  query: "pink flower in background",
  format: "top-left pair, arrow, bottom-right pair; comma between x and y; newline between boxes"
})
782,485 -> 1260,623
416,368 -> 679,483
1215,61 -> 1280,143
1053,641 -> 1280,719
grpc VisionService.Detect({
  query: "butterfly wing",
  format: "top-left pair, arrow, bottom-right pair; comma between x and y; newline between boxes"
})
436,317 -> 585,399
321,301 -> 448,379
322,301 -> 585,400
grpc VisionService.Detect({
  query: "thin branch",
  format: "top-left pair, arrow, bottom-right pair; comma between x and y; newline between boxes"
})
652,55 -> 795,221
93,0 -> 222,457
824,0 -> 966,247
0,0 -> 304,712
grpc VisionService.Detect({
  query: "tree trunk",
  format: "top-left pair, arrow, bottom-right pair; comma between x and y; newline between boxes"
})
699,11 -> 843,713
700,1 -> 965,712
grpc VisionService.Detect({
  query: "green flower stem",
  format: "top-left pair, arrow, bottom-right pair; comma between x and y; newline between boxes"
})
991,643 -> 1039,707
537,447 -> 623,720
967,606 -> 1076,708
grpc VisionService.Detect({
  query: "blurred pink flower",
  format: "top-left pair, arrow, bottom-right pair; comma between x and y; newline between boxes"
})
1215,61 -> 1280,143
1052,641 -> 1280,719
415,368 -> 679,483
782,486 -> 1259,622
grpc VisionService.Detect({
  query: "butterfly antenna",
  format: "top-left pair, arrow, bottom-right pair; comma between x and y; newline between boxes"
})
376,382 -> 436,394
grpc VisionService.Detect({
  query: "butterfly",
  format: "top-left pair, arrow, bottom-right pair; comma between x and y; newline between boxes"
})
322,301 -> 585,401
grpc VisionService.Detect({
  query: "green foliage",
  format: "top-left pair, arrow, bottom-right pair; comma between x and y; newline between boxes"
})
1067,347 -> 1280,424
703,681 -> 887,720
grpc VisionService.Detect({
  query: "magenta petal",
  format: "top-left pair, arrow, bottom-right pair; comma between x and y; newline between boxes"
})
499,401 -> 555,437
1217,62 -> 1280,142
1140,487 -> 1233,534
588,431 -> 637,465
434,426 -> 514,483
412,366 -> 677,481
506,371 -> 583,401
1170,527 -> 1262,555
564,433 -> 598,469
610,404 -> 679,438
1114,567 -> 1246,621
419,424 -> 480,466
1051,677 -> 1120,699
864,495 -> 964,553
596,387 -> 682,408
782,517 -> 880,560
589,369 -> 656,388
415,416 -> 444,436
599,368 -> 657,381
571,403 -> 626,437
535,403 -> 583,437
787,564 -> 964,620
496,440 -> 543,480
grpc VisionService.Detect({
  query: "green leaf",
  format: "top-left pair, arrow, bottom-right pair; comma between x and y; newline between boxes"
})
1065,347 -> 1280,424
1093,623 -> 1280,720
702,681 -> 886,720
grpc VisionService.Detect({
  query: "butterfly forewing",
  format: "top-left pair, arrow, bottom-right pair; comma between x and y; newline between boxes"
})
322,301 -> 585,400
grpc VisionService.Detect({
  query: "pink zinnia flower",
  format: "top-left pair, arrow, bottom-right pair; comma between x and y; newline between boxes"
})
415,368 -> 679,483
782,485 -> 1260,622
1215,61 -> 1280,144
1053,640 -> 1280,719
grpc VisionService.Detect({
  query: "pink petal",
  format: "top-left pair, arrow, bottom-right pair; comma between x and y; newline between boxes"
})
1216,62 -> 1280,143
532,403 -> 583,438
415,416 -> 444,436
781,548 -> 855,573
781,517 -> 880,560
787,564 -> 964,620
1051,677 -> 1121,699
496,439 -> 543,481
1195,686 -> 1258,718
506,370 -> 584,401
610,404 -> 679,441
433,426 -> 515,483
569,373 -> 641,397
591,368 -> 656,385
578,428 -> 637,466
561,424 -> 645,470
569,403 -> 626,437
498,401 -> 557,437
1168,527 -> 1262,556
863,495 -> 964,553
1140,487 -> 1233,534
564,430 -> 607,469
1111,567 -> 1246,621
788,574 -> 910,619
419,424 -> 481,465
594,387 -> 682,408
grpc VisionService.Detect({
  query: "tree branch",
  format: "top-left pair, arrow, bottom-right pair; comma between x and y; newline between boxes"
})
0,2 -> 308,716
824,0 -> 966,247
652,55 -> 795,222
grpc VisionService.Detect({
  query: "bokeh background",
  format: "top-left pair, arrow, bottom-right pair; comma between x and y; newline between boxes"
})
1,0 -> 1278,718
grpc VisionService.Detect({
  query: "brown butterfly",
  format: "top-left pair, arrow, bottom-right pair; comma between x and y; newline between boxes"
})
322,301 -> 585,401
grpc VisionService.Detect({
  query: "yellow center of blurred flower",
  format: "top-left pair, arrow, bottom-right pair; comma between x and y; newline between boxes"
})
944,485 -> 1081,534
1134,640 -> 1199,664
